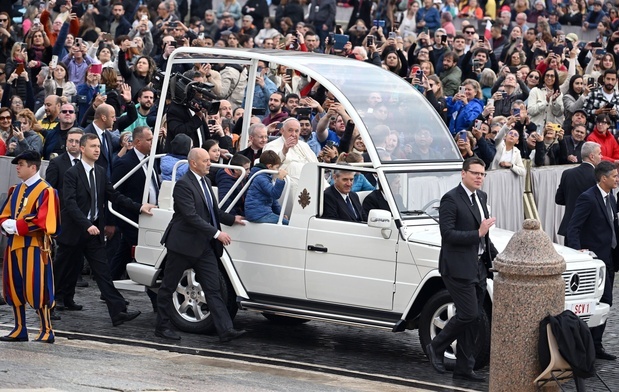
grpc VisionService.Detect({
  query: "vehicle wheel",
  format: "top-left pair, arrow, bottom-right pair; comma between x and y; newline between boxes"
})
168,268 -> 236,334
262,313 -> 310,325
418,289 -> 490,370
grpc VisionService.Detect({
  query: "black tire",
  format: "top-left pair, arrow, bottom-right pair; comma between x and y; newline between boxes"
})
168,268 -> 236,334
262,313 -> 310,325
418,289 -> 491,370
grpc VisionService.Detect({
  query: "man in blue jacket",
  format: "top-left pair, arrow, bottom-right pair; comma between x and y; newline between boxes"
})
416,0 -> 441,33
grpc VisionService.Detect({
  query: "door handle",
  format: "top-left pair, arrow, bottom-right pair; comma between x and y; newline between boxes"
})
308,245 -> 328,252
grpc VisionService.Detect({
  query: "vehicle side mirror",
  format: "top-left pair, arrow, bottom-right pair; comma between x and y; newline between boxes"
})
367,209 -> 393,239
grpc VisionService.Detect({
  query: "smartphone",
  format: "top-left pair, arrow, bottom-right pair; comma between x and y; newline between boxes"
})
16,63 -> 24,74
102,33 -> 113,41
588,77 -> 596,86
415,69 -> 423,80
129,41 -> 138,48
501,91 -> 507,99
251,107 -> 266,116
388,32 -> 396,39
55,87 -> 64,96
459,86 -> 466,95
325,140 -> 336,148
256,66 -> 263,74
208,119 -> 216,126
276,122 -> 283,130
50,55 -> 58,68
595,48 -> 606,56
198,32 -> 204,39
605,102 -> 614,109
98,84 -> 106,96
88,4 -> 93,10
577,42 -> 587,49
13,121 -> 21,131
127,135 -> 133,143
458,130 -> 467,142
141,14 -> 148,21
285,68 -> 293,77
33,17 -> 40,26
513,108 -> 521,117
441,35 -> 447,44
21,42 -> 27,50
296,107 -> 311,117
475,119 -> 483,129
478,37 -> 484,43
367,35 -> 374,46
487,98 -> 494,107
170,40 -> 178,48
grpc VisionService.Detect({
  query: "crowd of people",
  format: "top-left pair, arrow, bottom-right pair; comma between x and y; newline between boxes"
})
0,0 -> 617,352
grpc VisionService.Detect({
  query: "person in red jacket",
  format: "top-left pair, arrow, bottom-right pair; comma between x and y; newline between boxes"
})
586,114 -> 619,163
40,2 -> 80,47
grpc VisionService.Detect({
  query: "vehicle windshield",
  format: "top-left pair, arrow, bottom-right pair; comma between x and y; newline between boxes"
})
385,170 -> 462,220
165,49 -> 461,165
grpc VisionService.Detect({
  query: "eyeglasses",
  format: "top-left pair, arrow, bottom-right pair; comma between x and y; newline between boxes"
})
464,31 -> 475,34
0,19 -> 8,22
467,170 -> 487,177
528,75 -> 540,79
61,110 -> 75,114
0,116 -> 11,120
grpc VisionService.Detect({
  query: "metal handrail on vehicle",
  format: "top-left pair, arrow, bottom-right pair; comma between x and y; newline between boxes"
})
169,159 -> 247,208
107,153 -> 166,229
223,169 -> 290,225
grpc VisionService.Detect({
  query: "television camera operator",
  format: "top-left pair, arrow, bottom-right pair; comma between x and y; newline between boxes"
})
165,73 -> 222,150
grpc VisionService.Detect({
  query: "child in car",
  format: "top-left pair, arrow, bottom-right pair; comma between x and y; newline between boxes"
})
244,150 -> 289,225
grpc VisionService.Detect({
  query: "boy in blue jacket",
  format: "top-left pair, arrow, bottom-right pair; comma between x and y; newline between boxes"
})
244,150 -> 289,225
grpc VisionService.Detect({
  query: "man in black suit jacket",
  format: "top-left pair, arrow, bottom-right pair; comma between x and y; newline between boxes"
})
555,141 -> 601,246
155,147 -> 246,341
54,134 -> 155,326
166,101 -> 209,150
109,127 -> 159,280
45,128 -> 84,201
566,160 -> 619,361
426,157 -> 497,382
558,125 -> 587,164
322,169 -> 366,222
83,104 -> 120,179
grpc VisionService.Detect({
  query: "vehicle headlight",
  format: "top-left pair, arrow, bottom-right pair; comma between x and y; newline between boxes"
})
599,266 -> 606,290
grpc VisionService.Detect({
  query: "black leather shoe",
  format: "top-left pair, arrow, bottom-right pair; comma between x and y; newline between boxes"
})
453,371 -> 486,382
50,309 -> 61,321
219,328 -> 246,342
111,310 -> 141,326
596,348 -> 617,360
64,301 -> 83,311
0,335 -> 28,342
75,280 -> 89,288
155,328 -> 181,340
426,343 -> 445,374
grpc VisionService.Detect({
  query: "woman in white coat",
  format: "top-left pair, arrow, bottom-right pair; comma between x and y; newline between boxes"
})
490,122 -> 527,176
527,69 -> 564,130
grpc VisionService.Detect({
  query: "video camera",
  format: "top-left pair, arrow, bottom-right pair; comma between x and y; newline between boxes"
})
168,73 -> 221,115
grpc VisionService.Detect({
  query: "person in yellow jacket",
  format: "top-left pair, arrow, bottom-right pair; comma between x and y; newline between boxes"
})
0,150 -> 60,343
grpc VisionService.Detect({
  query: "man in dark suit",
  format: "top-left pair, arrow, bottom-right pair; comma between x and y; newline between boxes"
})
155,147 -> 246,341
555,141 -> 601,246
46,128 -> 88,310
566,160 -> 619,361
110,126 -> 159,280
558,124 -> 588,164
322,169 -> 366,222
54,133 -> 155,326
83,104 -> 120,179
426,157 -> 497,382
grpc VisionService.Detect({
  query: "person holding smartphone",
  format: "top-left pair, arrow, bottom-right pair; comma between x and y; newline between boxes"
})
446,79 -> 485,135
583,69 -> 619,133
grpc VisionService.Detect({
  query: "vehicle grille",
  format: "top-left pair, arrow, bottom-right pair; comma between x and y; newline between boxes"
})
562,268 -> 597,297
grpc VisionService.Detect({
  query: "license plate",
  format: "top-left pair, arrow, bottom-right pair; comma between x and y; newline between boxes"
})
568,301 -> 595,315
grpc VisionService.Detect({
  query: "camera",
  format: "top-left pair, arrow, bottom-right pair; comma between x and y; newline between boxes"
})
169,73 -> 220,115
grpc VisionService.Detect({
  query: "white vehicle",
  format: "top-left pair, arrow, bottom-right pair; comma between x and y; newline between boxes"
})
113,47 -> 609,369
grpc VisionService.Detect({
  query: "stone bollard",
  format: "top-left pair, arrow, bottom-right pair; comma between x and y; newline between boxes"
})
489,219 -> 566,392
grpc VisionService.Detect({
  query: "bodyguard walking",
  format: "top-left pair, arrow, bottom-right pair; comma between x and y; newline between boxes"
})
426,157 -> 498,382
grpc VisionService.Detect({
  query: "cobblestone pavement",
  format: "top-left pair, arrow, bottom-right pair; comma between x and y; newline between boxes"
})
0,275 -> 617,392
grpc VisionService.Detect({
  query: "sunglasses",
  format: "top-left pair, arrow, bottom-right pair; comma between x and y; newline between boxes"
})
61,110 -> 75,114
529,75 -> 540,79
0,116 -> 11,120
0,19 -> 7,22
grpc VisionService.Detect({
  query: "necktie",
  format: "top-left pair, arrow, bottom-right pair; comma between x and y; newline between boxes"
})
606,195 -> 617,249
89,168 -> 97,222
346,196 -> 358,220
200,178 -> 217,227
471,192 -> 485,254
73,158 -> 79,166
100,132 -> 108,159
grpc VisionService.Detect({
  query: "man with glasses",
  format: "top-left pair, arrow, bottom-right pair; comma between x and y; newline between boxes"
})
426,157 -> 497,382
584,69 -> 619,133
586,114 -> 619,163
42,102 -> 80,160
462,26 -> 477,53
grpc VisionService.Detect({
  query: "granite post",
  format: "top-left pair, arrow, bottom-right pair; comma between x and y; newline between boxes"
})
489,219 -> 566,391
